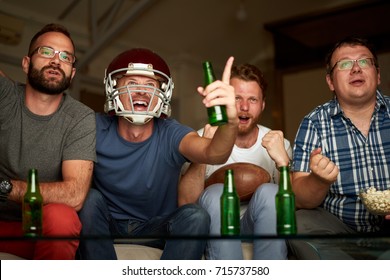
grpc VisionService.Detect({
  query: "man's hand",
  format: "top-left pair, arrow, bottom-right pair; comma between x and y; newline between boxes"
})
261,130 -> 290,168
197,57 -> 238,125
309,147 -> 339,185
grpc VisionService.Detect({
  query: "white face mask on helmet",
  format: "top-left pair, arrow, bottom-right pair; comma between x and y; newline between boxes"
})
104,48 -> 173,125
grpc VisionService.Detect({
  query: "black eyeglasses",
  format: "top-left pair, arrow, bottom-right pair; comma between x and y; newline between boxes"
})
29,46 -> 76,64
329,57 -> 375,74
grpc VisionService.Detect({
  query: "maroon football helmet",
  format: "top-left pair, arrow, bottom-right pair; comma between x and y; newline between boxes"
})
104,48 -> 173,124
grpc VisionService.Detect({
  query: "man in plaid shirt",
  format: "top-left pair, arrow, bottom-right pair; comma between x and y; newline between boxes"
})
289,36 -> 390,259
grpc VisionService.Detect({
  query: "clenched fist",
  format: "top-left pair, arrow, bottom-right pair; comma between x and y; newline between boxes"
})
309,147 -> 339,185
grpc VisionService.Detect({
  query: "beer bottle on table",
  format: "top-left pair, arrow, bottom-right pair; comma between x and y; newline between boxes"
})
220,169 -> 240,235
22,168 -> 43,237
202,61 -> 228,126
275,165 -> 297,235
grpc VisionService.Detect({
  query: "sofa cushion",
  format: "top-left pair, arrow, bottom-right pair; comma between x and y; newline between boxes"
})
114,242 -> 254,260
115,244 -> 163,259
0,252 -> 25,260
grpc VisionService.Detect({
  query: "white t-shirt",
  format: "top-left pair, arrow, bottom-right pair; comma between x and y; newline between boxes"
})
188,124 -> 292,184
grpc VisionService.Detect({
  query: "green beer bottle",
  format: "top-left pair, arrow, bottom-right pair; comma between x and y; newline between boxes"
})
202,61 -> 228,126
22,168 -> 43,237
275,165 -> 297,235
220,169 -> 240,235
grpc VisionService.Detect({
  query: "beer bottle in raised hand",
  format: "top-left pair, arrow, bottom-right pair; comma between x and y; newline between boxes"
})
202,61 -> 228,126
275,165 -> 297,235
220,169 -> 240,235
23,168 -> 43,237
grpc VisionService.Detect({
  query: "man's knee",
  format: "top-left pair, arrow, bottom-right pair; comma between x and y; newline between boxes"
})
198,184 -> 223,210
78,188 -> 105,218
182,204 -> 210,222
251,183 -> 278,207
177,204 -> 210,234
43,204 -> 81,236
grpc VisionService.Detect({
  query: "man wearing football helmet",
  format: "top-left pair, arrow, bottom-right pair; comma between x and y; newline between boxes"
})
78,48 -> 238,259
103,48 -> 173,124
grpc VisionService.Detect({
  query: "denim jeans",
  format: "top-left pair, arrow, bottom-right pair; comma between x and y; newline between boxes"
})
78,188 -> 210,260
198,183 -> 287,260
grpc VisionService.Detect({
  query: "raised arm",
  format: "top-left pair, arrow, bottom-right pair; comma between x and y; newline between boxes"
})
179,57 -> 238,164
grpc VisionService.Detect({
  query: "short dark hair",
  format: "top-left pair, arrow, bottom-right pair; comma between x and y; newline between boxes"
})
28,23 -> 75,56
231,64 -> 268,99
325,36 -> 379,74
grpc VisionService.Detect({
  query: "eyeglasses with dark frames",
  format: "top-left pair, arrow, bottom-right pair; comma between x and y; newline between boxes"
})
29,46 -> 76,64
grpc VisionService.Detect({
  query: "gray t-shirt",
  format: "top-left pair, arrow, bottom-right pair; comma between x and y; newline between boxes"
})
0,77 -> 96,219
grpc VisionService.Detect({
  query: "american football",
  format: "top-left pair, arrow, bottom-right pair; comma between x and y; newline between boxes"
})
205,162 -> 271,201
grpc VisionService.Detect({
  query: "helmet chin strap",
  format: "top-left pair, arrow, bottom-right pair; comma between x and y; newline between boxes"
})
123,114 -> 153,125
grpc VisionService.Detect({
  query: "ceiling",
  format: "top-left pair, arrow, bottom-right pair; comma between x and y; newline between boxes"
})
265,0 -> 390,70
3,0 -> 390,136
0,0 -> 372,84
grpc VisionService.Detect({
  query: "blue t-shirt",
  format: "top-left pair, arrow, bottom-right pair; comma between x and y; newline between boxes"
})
94,113 -> 193,221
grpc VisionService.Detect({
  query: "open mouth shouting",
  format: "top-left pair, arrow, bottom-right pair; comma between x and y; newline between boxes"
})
132,99 -> 150,111
238,114 -> 251,124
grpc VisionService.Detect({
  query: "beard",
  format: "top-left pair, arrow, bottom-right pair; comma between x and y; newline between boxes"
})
27,63 -> 71,95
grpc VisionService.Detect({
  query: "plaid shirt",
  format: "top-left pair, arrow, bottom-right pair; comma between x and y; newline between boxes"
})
293,91 -> 390,232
